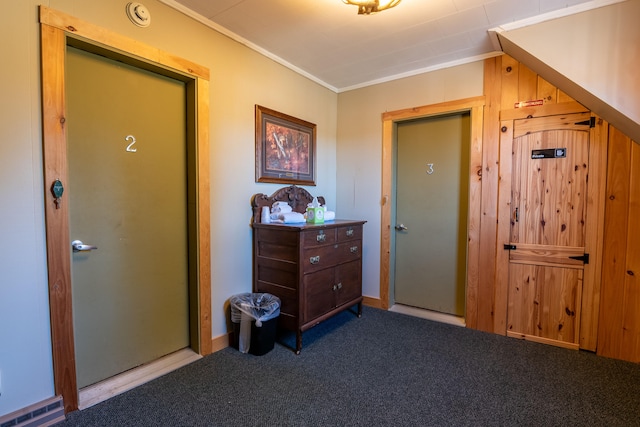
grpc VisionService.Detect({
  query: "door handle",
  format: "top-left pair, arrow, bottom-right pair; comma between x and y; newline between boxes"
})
72,240 -> 98,252
395,224 -> 408,231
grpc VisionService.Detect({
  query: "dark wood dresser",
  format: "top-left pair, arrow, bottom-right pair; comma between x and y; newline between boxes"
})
252,219 -> 365,353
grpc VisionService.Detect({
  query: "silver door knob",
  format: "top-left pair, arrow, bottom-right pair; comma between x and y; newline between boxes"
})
395,224 -> 408,231
72,240 -> 98,252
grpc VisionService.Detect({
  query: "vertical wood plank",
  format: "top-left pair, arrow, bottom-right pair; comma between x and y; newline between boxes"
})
580,116 -> 608,350
558,90 -> 576,103
517,64 -> 537,104
537,76 -> 557,105
41,22 -> 79,413
476,57 -> 502,332
598,126 -> 631,359
494,119 -> 513,334
620,140 -> 640,361
465,105 -> 484,327
501,55 -> 519,110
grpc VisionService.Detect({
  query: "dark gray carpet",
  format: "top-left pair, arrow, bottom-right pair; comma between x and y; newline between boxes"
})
57,307 -> 640,426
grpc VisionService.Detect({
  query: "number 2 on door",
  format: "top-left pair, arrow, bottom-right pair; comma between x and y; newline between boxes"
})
125,135 -> 137,152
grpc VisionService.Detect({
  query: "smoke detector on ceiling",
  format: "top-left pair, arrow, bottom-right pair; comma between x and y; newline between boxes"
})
126,2 -> 151,27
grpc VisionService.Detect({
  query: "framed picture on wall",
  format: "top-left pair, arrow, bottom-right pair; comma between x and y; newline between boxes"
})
255,105 -> 316,185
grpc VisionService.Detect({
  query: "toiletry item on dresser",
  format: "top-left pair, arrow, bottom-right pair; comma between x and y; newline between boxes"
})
261,206 -> 270,223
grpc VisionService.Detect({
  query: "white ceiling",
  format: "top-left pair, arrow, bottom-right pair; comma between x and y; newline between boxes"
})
161,0 -> 597,92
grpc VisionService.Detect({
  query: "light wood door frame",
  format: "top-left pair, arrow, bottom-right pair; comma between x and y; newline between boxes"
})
40,6 -> 211,413
495,103 -> 608,350
380,96 -> 485,321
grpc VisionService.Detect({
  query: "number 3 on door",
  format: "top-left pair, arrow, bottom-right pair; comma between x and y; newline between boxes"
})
426,163 -> 434,175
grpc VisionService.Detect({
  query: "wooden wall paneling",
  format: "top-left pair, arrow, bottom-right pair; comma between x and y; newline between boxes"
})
620,141 -> 640,362
620,140 -> 640,361
558,90 -> 575,104
598,126 -> 631,359
517,64 -> 537,105
579,116 -> 608,351
537,76 -> 557,105
476,57 -> 502,332
494,119 -> 513,335
501,55 -> 519,110
465,105 -> 484,327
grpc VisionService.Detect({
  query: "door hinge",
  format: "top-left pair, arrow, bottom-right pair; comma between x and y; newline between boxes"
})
569,253 -> 590,264
575,117 -> 596,128
504,244 -> 516,250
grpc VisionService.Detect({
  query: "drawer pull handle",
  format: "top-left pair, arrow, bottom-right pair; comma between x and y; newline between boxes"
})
310,255 -> 320,264
337,282 -> 342,290
350,246 -> 358,253
346,228 -> 354,237
316,233 -> 326,242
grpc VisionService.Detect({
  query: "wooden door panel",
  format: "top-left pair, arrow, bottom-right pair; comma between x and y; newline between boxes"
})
508,243 -> 585,268
513,112 -> 590,138
506,114 -> 590,349
507,264 -> 582,347
511,130 -> 589,247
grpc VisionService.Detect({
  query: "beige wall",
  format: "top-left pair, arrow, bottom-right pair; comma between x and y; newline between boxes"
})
336,62 -> 484,300
0,0 -> 336,415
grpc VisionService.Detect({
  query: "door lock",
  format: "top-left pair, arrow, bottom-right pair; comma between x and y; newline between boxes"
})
395,224 -> 408,231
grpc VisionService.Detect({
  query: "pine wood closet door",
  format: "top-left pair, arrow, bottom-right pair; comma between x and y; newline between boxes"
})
505,112 -> 592,349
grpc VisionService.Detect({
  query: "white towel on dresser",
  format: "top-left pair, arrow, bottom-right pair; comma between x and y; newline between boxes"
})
269,211 -> 305,223
271,201 -> 292,214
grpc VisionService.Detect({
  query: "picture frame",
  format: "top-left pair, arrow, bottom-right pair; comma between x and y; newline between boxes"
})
255,105 -> 316,185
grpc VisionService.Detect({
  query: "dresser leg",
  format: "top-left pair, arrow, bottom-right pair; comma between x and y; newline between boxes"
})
357,301 -> 363,318
296,331 -> 302,355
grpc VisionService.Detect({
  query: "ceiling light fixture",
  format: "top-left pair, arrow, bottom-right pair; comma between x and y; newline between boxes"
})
343,0 -> 401,15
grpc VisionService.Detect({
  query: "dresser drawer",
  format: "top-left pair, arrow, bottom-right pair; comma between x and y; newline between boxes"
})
335,240 -> 362,263
302,241 -> 361,272
302,244 -> 341,273
337,225 -> 362,242
301,228 -> 336,248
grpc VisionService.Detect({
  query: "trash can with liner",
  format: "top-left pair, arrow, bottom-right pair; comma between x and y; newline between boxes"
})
230,293 -> 280,355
